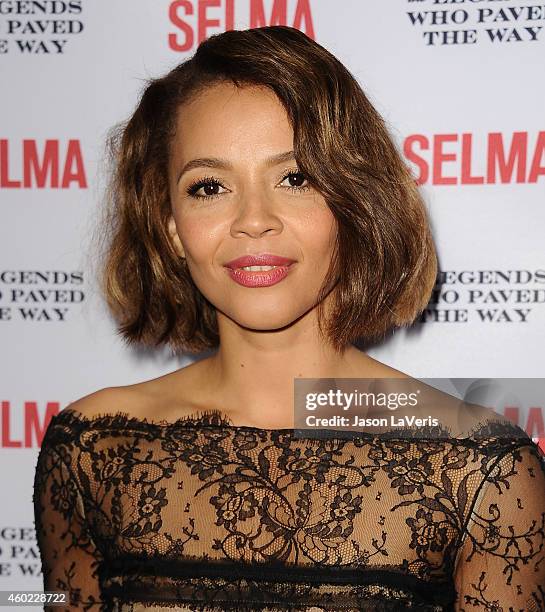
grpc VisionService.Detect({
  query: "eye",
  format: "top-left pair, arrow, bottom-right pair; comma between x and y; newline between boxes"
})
185,170 -> 311,201
279,169 -> 311,193
186,176 -> 228,200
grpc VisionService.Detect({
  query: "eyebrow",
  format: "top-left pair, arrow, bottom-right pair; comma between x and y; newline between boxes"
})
176,150 -> 296,185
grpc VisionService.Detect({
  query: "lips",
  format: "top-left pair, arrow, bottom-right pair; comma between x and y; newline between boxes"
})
224,253 -> 296,269
223,253 -> 297,288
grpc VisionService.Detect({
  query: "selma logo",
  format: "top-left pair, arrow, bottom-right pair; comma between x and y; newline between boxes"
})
1,401 -> 60,448
0,139 -> 87,188
404,131 -> 545,185
168,0 -> 315,52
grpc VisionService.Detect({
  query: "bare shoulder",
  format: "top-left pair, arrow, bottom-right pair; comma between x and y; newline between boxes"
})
61,386 -> 151,420
354,353 -> 520,438
61,360 -> 208,422
352,350 -> 412,379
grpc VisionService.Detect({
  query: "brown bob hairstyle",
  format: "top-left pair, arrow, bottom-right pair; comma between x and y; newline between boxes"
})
100,25 -> 438,355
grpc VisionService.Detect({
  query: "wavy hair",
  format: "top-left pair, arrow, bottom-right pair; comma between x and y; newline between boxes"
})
99,25 -> 437,354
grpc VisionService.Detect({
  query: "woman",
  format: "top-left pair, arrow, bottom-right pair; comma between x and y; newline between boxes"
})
33,25 -> 545,611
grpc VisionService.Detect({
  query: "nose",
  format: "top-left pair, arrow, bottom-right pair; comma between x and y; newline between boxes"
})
229,186 -> 283,239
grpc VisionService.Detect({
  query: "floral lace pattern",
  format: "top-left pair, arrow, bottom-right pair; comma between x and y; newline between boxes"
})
33,408 -> 545,611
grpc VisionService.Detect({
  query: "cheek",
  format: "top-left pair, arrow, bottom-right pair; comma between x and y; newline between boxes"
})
301,206 -> 337,263
176,213 -> 224,262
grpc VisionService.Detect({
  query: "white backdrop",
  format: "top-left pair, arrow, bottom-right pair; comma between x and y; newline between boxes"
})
0,0 -> 544,597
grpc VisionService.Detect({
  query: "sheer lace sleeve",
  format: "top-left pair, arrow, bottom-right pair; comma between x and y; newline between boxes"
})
33,432 -> 106,611
454,441 -> 545,611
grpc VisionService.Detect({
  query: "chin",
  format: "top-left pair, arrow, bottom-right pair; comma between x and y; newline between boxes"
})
237,315 -> 296,332
225,306 -> 307,332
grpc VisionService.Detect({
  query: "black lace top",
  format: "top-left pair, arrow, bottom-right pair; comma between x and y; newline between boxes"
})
33,408 -> 545,611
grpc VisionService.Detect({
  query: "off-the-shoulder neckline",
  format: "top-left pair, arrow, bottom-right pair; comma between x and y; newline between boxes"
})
51,406 -> 532,444
56,407 -> 294,433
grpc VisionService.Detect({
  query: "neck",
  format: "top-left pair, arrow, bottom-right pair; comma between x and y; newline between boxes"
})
198,312 -> 390,428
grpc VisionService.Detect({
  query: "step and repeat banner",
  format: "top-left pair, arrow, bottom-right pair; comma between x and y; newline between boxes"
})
1,0 -> 544,598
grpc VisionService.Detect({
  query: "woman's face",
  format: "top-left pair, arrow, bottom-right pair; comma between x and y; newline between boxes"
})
167,81 -> 337,333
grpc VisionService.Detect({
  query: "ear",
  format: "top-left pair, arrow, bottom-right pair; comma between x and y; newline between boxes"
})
167,215 -> 185,258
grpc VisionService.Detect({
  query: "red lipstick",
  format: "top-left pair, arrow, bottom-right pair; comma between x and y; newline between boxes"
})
224,253 -> 296,288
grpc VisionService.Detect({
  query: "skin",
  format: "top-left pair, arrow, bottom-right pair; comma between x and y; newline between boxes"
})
159,81 -> 408,428
49,84 -> 530,604
67,81 -> 411,428
68,80 -> 502,434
